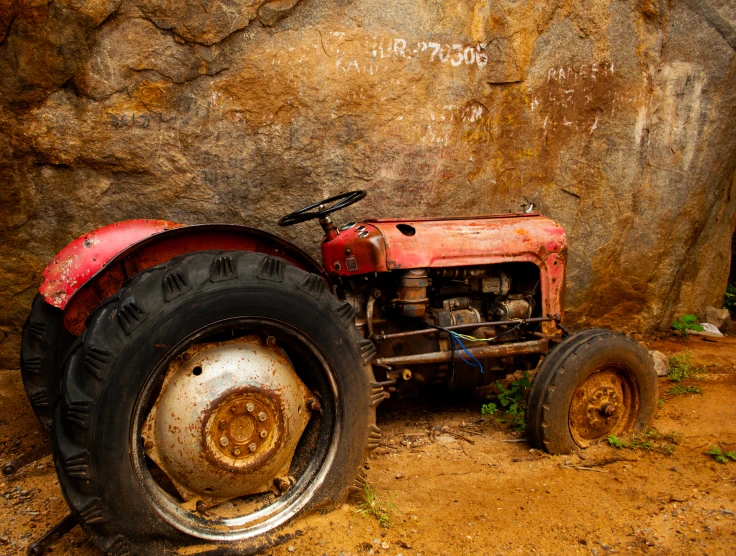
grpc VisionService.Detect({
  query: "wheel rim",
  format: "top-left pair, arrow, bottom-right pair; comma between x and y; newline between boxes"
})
130,317 -> 341,542
568,365 -> 640,447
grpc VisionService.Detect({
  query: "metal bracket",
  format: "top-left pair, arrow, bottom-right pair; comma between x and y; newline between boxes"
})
2,440 -> 52,477
26,513 -> 78,556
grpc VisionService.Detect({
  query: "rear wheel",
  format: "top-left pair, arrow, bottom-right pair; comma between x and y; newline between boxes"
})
53,250 -> 380,554
20,294 -> 75,428
526,331 -> 657,454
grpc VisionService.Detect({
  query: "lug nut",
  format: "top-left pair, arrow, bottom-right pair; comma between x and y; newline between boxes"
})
246,403 -> 255,413
274,478 -> 290,492
218,420 -> 227,429
266,336 -> 277,346
182,352 -> 192,361
308,399 -> 322,412
248,443 -> 257,453
232,447 -> 241,456
258,412 -> 267,422
219,437 -> 230,447
144,440 -> 154,450
259,430 -> 267,439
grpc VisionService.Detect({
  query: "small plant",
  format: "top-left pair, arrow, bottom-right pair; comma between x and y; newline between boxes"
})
607,435 -> 623,449
668,385 -> 703,396
657,398 -> 665,407
725,283 -> 736,311
356,484 -> 395,526
671,314 -> 704,336
667,352 -> 704,382
705,446 -> 736,464
481,373 -> 531,432
607,428 -> 680,456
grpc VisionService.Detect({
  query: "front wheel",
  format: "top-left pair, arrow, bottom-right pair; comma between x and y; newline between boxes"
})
53,250 -> 380,554
526,331 -> 657,454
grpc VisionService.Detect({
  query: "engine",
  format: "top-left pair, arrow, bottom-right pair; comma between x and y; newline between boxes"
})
343,263 -> 543,397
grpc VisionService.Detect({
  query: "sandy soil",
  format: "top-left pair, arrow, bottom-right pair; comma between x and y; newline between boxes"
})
1,334 -> 734,556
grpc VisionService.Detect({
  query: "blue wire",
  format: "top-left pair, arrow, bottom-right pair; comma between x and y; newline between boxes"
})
450,333 -> 484,374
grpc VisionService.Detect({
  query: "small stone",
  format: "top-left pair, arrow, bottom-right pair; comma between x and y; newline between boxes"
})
649,350 -> 669,377
395,473 -> 404,479
287,546 -> 295,553
380,541 -> 390,549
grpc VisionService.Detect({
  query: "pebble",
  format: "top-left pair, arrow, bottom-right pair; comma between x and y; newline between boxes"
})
287,545 -> 295,552
380,541 -> 389,549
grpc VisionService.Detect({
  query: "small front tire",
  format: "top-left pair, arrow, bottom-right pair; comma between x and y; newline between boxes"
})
527,331 -> 657,454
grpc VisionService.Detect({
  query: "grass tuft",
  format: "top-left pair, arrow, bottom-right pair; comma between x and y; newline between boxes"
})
607,428 -> 680,456
355,484 -> 396,527
667,352 -> 705,383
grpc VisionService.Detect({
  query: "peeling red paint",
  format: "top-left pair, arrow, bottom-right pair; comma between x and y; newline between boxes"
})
40,219 -> 182,309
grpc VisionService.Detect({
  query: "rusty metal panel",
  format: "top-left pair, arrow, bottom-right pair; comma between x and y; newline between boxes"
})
40,219 -> 183,309
41,222 -> 329,335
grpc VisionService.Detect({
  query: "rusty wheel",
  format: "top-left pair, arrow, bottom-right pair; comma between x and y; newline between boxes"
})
527,331 -> 657,454
568,364 -> 640,447
52,251 -> 378,555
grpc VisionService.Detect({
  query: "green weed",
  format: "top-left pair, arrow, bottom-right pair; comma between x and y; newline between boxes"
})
667,352 -> 705,383
725,283 -> 736,311
356,484 -> 395,526
671,314 -> 704,336
481,374 -> 531,432
668,385 -> 703,396
705,446 -> 736,464
607,428 -> 680,456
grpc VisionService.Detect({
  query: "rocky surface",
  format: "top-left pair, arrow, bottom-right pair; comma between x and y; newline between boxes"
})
1,0 -> 736,367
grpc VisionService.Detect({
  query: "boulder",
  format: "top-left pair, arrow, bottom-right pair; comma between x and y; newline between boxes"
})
705,306 -> 731,331
1,1 -> 736,367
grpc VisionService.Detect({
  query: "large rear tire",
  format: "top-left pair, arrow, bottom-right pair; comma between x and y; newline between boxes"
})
20,294 -> 76,428
53,250 -> 380,555
526,331 -> 657,454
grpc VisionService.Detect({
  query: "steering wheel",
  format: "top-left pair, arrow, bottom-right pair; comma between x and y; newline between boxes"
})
278,190 -> 366,227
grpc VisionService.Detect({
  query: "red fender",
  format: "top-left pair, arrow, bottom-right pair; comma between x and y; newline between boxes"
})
39,220 -> 329,335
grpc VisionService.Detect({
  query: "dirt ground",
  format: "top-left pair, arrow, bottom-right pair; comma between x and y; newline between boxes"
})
1,334 -> 735,556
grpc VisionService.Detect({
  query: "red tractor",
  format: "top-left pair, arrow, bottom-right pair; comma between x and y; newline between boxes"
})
14,191 -> 656,555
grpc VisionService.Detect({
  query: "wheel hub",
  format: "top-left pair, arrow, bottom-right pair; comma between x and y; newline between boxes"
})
142,336 -> 314,507
205,390 -> 284,466
569,367 -> 639,446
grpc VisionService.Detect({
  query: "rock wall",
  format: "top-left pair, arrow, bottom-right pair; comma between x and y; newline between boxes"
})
1,0 -> 736,367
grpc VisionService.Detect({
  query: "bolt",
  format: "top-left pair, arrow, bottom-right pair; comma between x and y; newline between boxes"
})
248,443 -> 257,453
258,412 -> 267,422
232,447 -> 241,456
266,336 -> 277,346
219,437 -> 230,447
196,501 -> 207,513
246,403 -> 255,413
274,478 -> 290,492
259,430 -> 267,439
308,399 -> 322,412
144,440 -> 154,450
182,352 -> 192,361
602,403 -> 616,417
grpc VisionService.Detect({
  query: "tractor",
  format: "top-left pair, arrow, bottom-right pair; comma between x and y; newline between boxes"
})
12,191 -> 657,554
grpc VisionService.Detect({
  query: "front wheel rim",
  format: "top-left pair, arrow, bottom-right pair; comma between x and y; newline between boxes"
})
130,317 -> 342,542
568,365 -> 640,447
